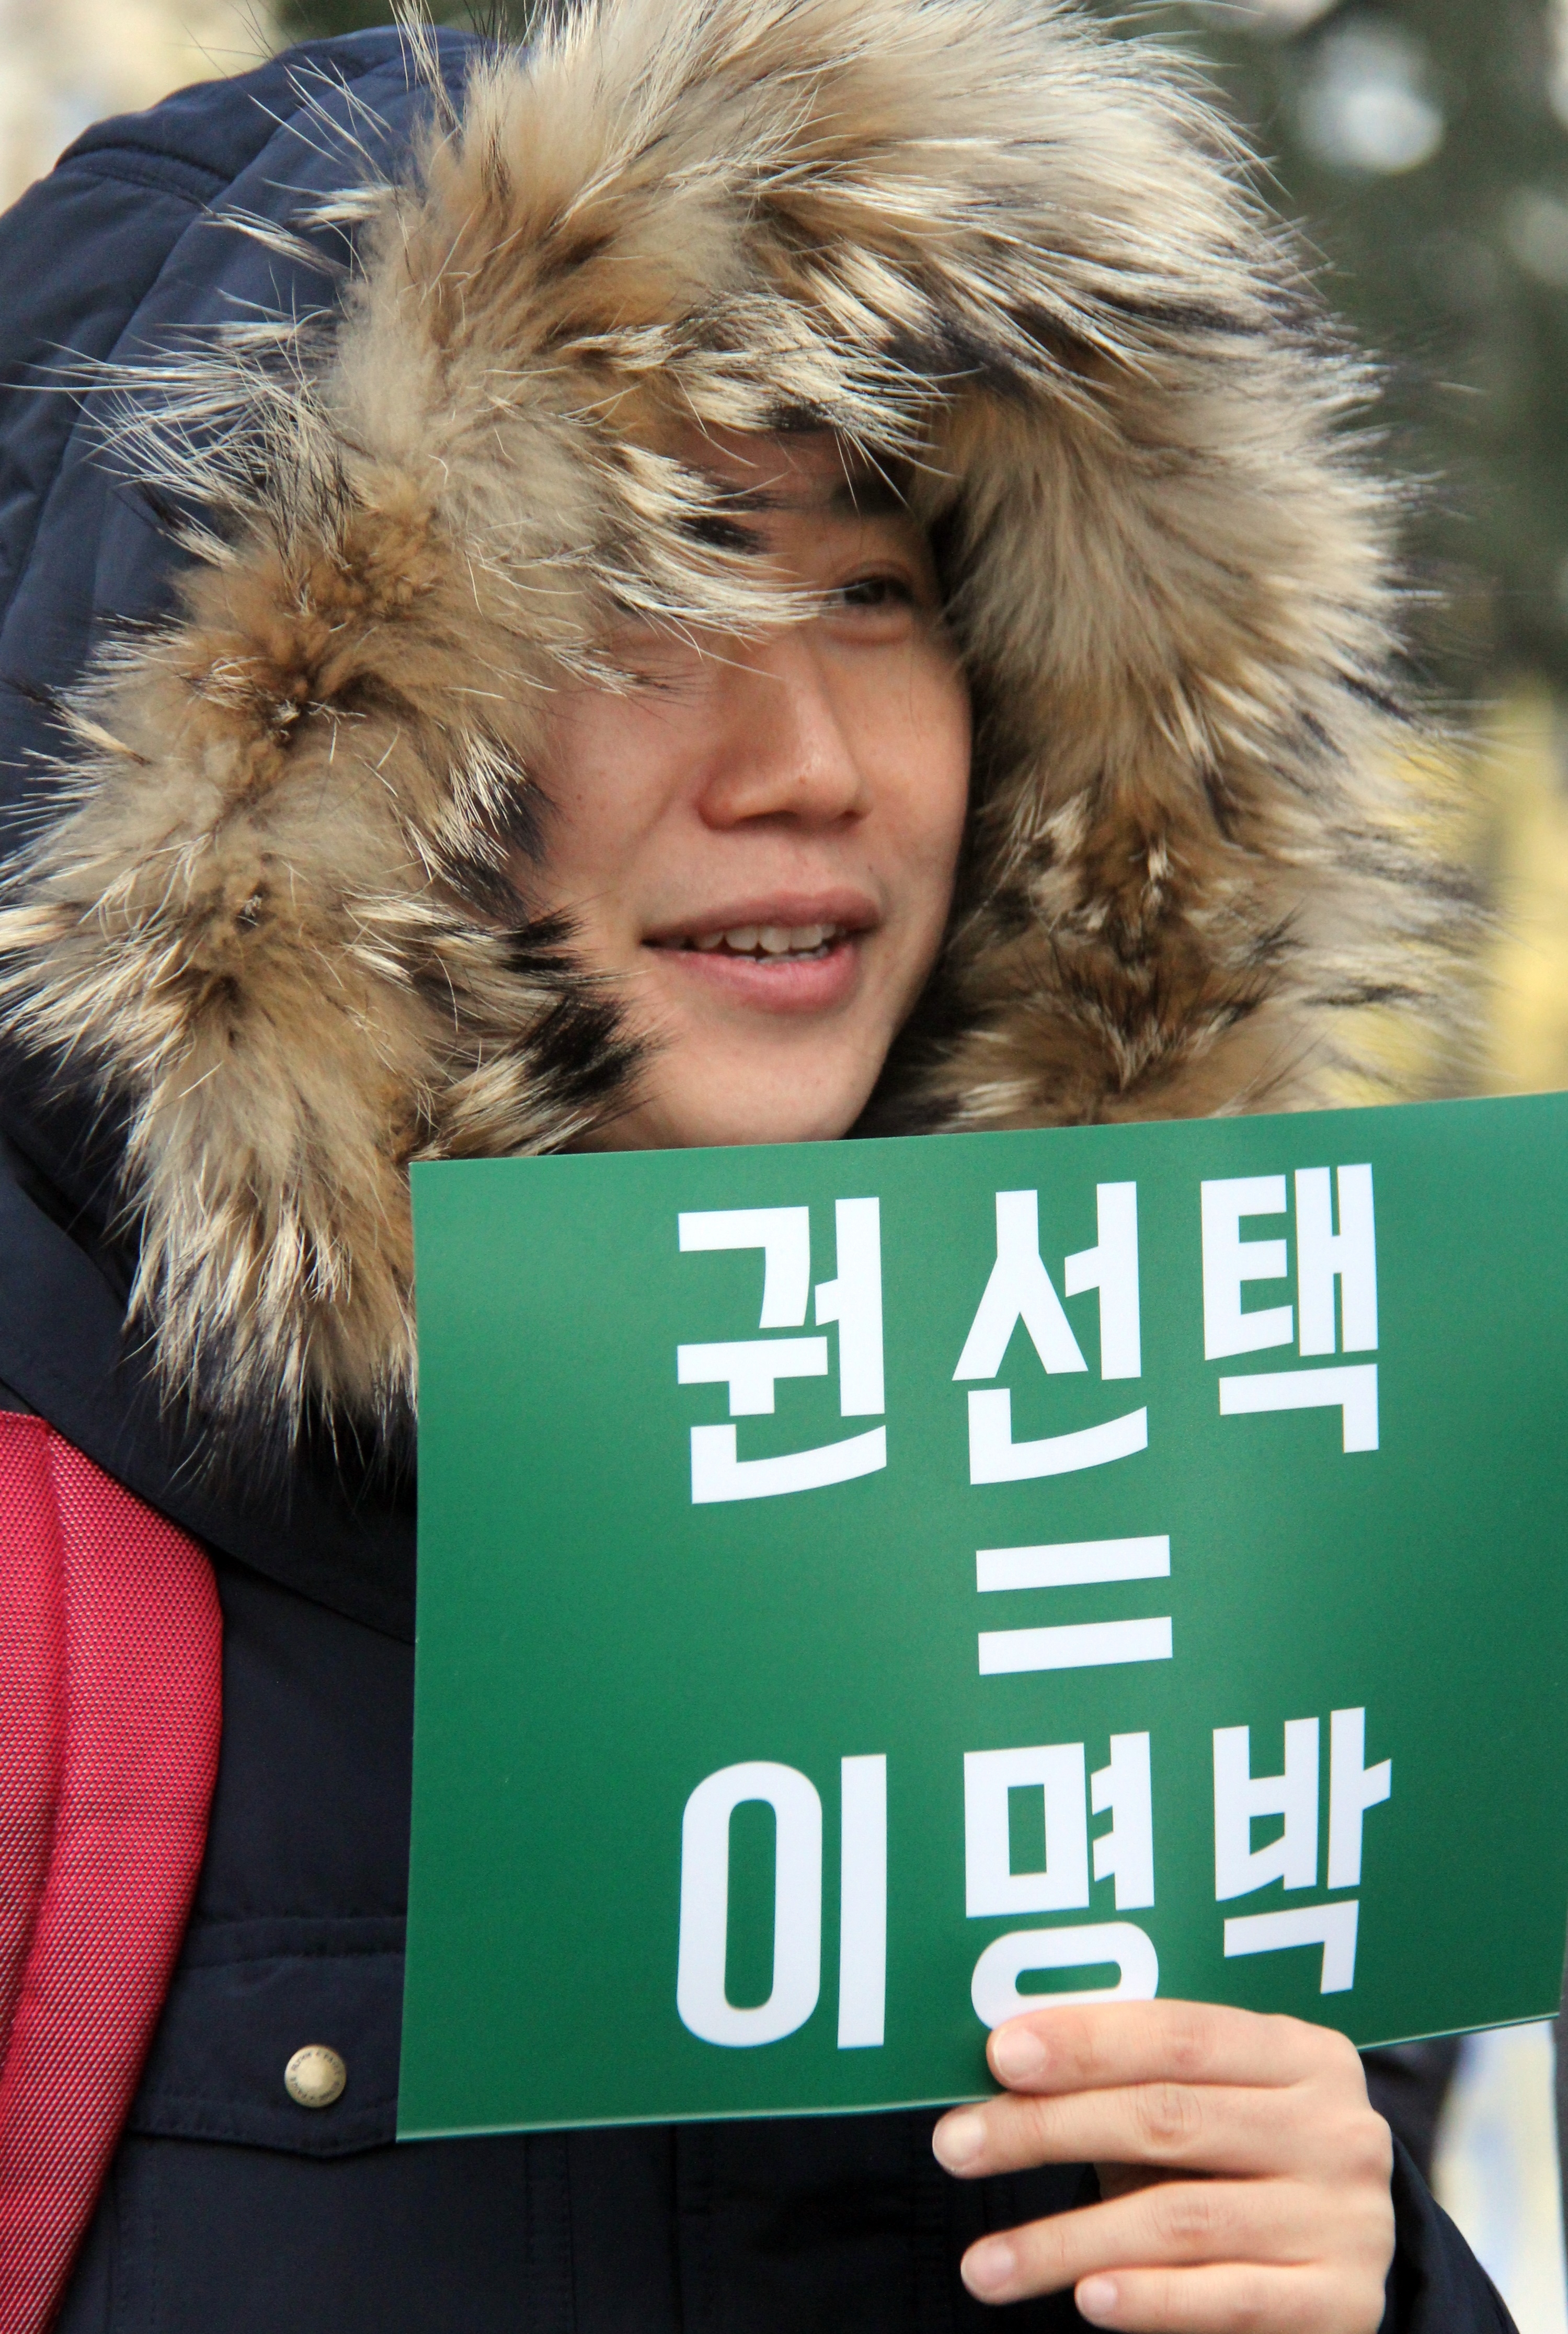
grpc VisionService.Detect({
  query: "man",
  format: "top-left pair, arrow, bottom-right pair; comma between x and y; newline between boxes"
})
0,2 -> 1503,2326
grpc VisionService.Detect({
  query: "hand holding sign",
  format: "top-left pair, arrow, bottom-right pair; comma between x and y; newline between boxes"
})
933,2000 -> 1393,2330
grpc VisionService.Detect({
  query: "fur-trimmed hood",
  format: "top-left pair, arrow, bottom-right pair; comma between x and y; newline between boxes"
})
0,0 -> 1462,1464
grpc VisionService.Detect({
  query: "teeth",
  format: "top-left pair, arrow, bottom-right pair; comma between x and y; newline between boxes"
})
681,922 -> 842,957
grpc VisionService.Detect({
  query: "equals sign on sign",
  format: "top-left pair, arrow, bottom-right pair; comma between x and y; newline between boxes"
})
976,1537 -> 1173,1676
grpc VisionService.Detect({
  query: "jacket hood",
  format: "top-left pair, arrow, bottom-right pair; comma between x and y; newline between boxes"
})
0,0 -> 1463,1464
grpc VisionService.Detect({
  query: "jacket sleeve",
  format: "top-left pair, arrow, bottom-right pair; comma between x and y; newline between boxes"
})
1383,2136 -> 1517,2332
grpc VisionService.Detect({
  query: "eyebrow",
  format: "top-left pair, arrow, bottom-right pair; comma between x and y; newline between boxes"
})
827,467 -> 908,518
692,465 -> 911,523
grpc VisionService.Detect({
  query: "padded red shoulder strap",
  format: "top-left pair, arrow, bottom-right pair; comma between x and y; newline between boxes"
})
0,1416 -> 221,2333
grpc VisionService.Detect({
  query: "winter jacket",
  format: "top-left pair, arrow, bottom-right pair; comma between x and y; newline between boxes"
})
0,9 -> 1508,2329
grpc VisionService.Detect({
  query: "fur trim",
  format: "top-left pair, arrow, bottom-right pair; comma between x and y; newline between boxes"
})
0,0 -> 1469,1455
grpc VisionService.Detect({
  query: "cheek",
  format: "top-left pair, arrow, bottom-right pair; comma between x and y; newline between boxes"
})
529,693 -> 673,931
885,660 -> 972,938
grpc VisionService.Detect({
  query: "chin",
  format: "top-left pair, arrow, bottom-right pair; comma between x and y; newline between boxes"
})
637,1071 -> 875,1152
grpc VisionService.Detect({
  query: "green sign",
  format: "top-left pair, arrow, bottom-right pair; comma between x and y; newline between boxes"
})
400,1094 -> 1568,2138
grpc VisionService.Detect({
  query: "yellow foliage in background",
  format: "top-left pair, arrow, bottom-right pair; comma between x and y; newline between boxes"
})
1472,688 -> 1568,1097
1325,693 -> 1568,1110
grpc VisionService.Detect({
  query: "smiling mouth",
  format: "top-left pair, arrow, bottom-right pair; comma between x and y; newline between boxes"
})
654,922 -> 846,962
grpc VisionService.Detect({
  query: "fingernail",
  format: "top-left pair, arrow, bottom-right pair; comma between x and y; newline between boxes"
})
931,2109 -> 986,2171
991,2025 -> 1047,2083
1077,2276 -> 1119,2325
961,2239 -> 1016,2298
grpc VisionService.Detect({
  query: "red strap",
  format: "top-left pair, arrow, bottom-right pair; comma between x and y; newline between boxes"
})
0,1416 -> 221,2332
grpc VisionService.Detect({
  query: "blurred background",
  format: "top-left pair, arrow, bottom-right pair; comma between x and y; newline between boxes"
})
2,0 -> 1566,2321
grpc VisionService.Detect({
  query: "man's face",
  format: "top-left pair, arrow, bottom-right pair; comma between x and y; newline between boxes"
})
521,433 -> 972,1150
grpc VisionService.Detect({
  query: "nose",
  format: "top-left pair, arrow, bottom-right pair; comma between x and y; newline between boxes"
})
696,627 -> 868,832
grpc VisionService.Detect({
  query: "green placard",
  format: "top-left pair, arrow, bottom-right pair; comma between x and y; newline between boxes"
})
399,1094 -> 1568,2138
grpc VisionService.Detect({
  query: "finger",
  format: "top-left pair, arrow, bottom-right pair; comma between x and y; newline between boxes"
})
933,2079 -> 1388,2182
954,2176 -> 1363,2302
1070,2263 -> 1387,2333
981,2000 -> 1364,2101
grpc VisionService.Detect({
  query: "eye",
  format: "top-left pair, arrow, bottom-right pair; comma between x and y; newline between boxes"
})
833,572 -> 917,611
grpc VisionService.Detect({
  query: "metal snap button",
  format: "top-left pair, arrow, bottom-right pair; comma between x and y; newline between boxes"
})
284,2044 -> 347,2109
